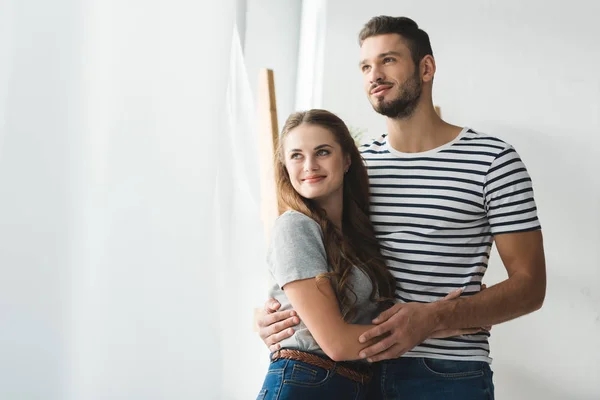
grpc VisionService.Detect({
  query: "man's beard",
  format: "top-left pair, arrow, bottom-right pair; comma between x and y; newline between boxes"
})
371,72 -> 422,119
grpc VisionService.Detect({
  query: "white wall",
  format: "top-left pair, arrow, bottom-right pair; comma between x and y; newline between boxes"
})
320,1 -> 600,399
243,0 -> 303,130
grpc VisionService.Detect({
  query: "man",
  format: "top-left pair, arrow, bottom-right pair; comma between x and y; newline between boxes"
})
258,16 -> 546,399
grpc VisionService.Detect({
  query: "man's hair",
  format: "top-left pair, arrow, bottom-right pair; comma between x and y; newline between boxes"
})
358,16 -> 433,67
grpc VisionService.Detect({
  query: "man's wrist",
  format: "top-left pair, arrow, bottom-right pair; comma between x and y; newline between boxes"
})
428,298 -> 454,331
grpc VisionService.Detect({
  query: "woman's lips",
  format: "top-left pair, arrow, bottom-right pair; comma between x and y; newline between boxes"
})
303,175 -> 326,183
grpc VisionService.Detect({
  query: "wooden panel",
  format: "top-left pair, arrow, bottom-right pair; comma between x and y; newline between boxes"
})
254,68 -> 281,332
257,68 -> 280,245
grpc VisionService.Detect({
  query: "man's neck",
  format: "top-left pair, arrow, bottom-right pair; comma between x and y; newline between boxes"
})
386,104 -> 462,153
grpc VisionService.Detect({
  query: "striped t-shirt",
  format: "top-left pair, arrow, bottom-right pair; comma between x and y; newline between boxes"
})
361,127 -> 541,363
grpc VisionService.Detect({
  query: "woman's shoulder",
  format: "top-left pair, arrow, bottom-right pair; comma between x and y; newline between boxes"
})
273,210 -> 323,238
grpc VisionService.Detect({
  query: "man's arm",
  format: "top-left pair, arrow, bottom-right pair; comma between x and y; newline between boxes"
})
258,289 -> 486,353
434,229 -> 546,329
358,230 -> 546,361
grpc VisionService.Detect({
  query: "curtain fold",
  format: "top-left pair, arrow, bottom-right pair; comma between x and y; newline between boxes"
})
213,23 -> 270,399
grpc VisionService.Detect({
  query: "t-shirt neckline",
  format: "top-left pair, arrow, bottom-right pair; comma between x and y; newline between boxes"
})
385,126 -> 469,158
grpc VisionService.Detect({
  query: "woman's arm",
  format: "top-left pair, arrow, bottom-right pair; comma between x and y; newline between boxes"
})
268,211 -> 380,361
283,277 -> 379,361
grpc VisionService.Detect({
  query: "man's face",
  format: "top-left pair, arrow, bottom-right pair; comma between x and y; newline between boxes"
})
359,34 -> 422,119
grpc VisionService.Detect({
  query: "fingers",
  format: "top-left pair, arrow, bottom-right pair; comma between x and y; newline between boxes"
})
265,325 -> 296,346
260,314 -> 299,348
264,298 -> 281,313
366,343 -> 406,363
266,317 -> 299,339
359,335 -> 396,359
269,344 -> 281,352
429,327 -> 480,339
359,320 -> 392,344
441,287 -> 464,301
372,304 -> 400,324
429,325 -> 494,339
257,309 -> 297,329
429,329 -> 455,339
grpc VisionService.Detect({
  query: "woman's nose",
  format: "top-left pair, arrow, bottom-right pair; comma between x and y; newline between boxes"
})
304,157 -> 319,172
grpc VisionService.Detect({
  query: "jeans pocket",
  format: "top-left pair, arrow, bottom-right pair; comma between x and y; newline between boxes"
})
284,361 -> 331,387
420,358 -> 485,379
290,364 -> 318,382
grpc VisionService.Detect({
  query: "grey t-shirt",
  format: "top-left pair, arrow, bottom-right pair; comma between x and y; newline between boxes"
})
267,210 -> 380,357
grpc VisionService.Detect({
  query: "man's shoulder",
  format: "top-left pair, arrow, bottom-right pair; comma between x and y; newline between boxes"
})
458,128 -> 513,154
359,133 -> 388,155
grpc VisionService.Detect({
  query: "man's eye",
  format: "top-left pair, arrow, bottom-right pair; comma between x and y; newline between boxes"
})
361,65 -> 370,72
383,57 -> 395,63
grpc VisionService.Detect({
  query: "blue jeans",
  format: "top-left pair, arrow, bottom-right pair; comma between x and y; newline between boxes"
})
257,358 -> 372,399
370,357 -> 495,400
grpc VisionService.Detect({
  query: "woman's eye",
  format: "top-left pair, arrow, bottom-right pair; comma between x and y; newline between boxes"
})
290,153 -> 302,160
316,149 -> 330,156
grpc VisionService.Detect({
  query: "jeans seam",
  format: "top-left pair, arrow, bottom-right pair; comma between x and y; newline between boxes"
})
353,380 -> 360,400
485,365 -> 495,399
256,388 -> 267,400
381,363 -> 387,400
275,359 -> 291,399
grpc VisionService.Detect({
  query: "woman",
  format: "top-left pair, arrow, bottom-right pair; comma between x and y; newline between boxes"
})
256,109 -> 396,399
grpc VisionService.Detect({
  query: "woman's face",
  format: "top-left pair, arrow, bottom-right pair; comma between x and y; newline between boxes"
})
283,123 -> 350,205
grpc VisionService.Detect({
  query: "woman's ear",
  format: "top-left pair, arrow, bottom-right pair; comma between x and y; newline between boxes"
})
344,154 -> 351,173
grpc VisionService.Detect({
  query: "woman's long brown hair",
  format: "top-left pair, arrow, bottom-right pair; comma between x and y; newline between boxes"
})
275,109 -> 395,320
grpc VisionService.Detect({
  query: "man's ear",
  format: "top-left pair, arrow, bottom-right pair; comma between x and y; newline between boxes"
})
421,55 -> 436,83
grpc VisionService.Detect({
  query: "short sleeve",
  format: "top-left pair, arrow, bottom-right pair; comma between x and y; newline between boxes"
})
484,145 -> 541,235
267,211 -> 329,288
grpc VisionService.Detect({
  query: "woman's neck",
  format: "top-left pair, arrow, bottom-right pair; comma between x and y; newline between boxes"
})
316,188 -> 344,231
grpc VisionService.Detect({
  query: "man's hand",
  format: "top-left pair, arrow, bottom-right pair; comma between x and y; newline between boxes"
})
357,287 -> 491,362
257,298 -> 300,352
358,299 -> 440,362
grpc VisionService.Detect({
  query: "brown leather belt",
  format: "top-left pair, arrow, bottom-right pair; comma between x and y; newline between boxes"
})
271,349 -> 372,384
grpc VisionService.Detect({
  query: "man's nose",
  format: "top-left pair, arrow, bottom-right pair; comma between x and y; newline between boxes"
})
369,66 -> 385,85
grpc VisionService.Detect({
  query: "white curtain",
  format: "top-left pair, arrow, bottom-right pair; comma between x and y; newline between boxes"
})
0,0 -> 269,399
213,23 -> 272,400
295,0 -> 327,110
